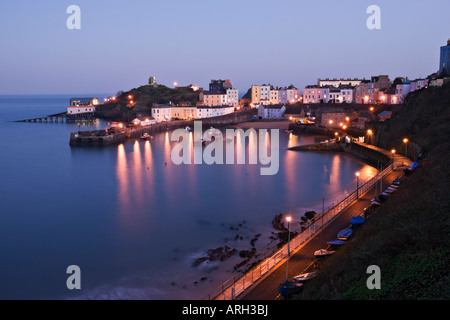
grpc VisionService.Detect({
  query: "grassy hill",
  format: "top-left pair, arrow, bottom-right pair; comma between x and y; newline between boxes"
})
299,83 -> 450,299
95,85 -> 201,121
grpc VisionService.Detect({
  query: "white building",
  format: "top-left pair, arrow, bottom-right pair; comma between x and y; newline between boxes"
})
67,105 -> 96,115
395,83 -> 411,103
196,105 -> 234,119
257,104 -> 286,119
151,105 -> 172,122
131,117 -> 156,126
318,78 -> 364,88
226,88 -> 239,106
340,87 -> 355,103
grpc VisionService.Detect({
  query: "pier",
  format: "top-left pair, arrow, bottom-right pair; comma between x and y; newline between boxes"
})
16,112 -> 97,124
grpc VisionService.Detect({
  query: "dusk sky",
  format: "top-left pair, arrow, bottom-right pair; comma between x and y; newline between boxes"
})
0,0 -> 449,95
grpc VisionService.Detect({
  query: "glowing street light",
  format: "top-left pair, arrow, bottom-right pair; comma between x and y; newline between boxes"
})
345,116 -> 350,122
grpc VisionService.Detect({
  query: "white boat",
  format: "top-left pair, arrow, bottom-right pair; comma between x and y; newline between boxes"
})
206,127 -> 221,136
285,129 -> 293,133
185,126 -> 192,132
139,133 -> 153,140
314,249 -> 335,258
292,272 -> 317,283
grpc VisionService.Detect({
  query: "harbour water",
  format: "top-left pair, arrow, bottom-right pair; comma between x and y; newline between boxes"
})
0,95 -> 377,299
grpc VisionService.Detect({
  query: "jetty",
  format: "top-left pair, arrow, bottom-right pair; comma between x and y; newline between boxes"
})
16,112 -> 96,124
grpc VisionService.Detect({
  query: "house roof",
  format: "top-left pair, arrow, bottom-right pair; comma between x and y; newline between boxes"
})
378,110 -> 392,117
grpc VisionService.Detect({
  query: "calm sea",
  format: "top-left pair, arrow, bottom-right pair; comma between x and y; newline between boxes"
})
0,95 -> 377,299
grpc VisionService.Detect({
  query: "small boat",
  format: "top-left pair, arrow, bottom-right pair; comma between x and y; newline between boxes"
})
337,227 -> 353,240
278,280 -> 303,296
185,126 -> 192,132
393,178 -> 402,185
292,272 -> 317,283
139,133 -> 153,140
327,240 -> 346,247
350,215 -> 365,227
285,129 -> 293,133
371,197 -> 381,204
314,249 -> 335,258
389,184 -> 399,189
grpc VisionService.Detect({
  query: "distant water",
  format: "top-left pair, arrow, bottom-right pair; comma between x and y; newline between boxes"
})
0,95 -> 377,300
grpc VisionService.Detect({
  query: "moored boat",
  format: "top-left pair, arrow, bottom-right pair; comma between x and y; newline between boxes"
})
337,227 -> 353,240
139,133 -> 153,140
314,249 -> 335,258
327,240 -> 346,247
350,215 -> 365,227
278,280 -> 303,296
292,272 -> 317,283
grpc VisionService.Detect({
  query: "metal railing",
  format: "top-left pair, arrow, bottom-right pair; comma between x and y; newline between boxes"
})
204,161 -> 394,300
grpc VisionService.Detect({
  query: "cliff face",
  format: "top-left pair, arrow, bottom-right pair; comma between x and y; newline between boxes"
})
299,83 -> 450,300
95,85 -> 201,121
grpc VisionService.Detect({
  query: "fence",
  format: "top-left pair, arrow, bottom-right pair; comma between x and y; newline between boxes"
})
203,160 -> 394,300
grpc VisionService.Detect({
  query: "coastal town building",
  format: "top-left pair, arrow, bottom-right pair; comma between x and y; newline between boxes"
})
251,85 -> 271,104
318,107 -> 348,127
226,88 -> 239,107
257,104 -> 286,119
367,75 -> 391,104
354,80 -> 371,104
196,105 -> 234,119
201,91 -> 227,106
171,106 -> 197,120
209,79 -> 232,93
151,105 -> 172,122
439,39 -> 450,77
130,117 -> 157,127
302,85 -> 329,103
377,110 -> 392,121
67,97 -> 99,115
395,82 -> 411,103
67,105 -> 96,115
317,78 -> 364,88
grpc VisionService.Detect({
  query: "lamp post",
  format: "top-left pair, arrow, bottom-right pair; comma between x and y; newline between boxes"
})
367,129 -> 373,144
391,149 -> 396,177
285,215 -> 292,281
403,138 -> 409,160
355,172 -> 360,198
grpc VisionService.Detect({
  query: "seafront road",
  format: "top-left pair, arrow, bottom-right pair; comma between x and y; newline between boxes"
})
238,150 -> 410,300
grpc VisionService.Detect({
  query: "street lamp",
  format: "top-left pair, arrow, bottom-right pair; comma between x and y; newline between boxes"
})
367,129 -> 373,144
403,138 -> 409,159
391,149 -> 396,174
285,215 -> 292,281
355,172 -> 360,198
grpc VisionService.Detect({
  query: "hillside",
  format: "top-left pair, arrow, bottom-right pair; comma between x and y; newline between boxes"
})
95,84 -> 201,121
299,83 -> 450,299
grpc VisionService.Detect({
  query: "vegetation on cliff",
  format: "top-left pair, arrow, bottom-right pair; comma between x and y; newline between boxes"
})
95,84 -> 201,121
299,83 -> 450,299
